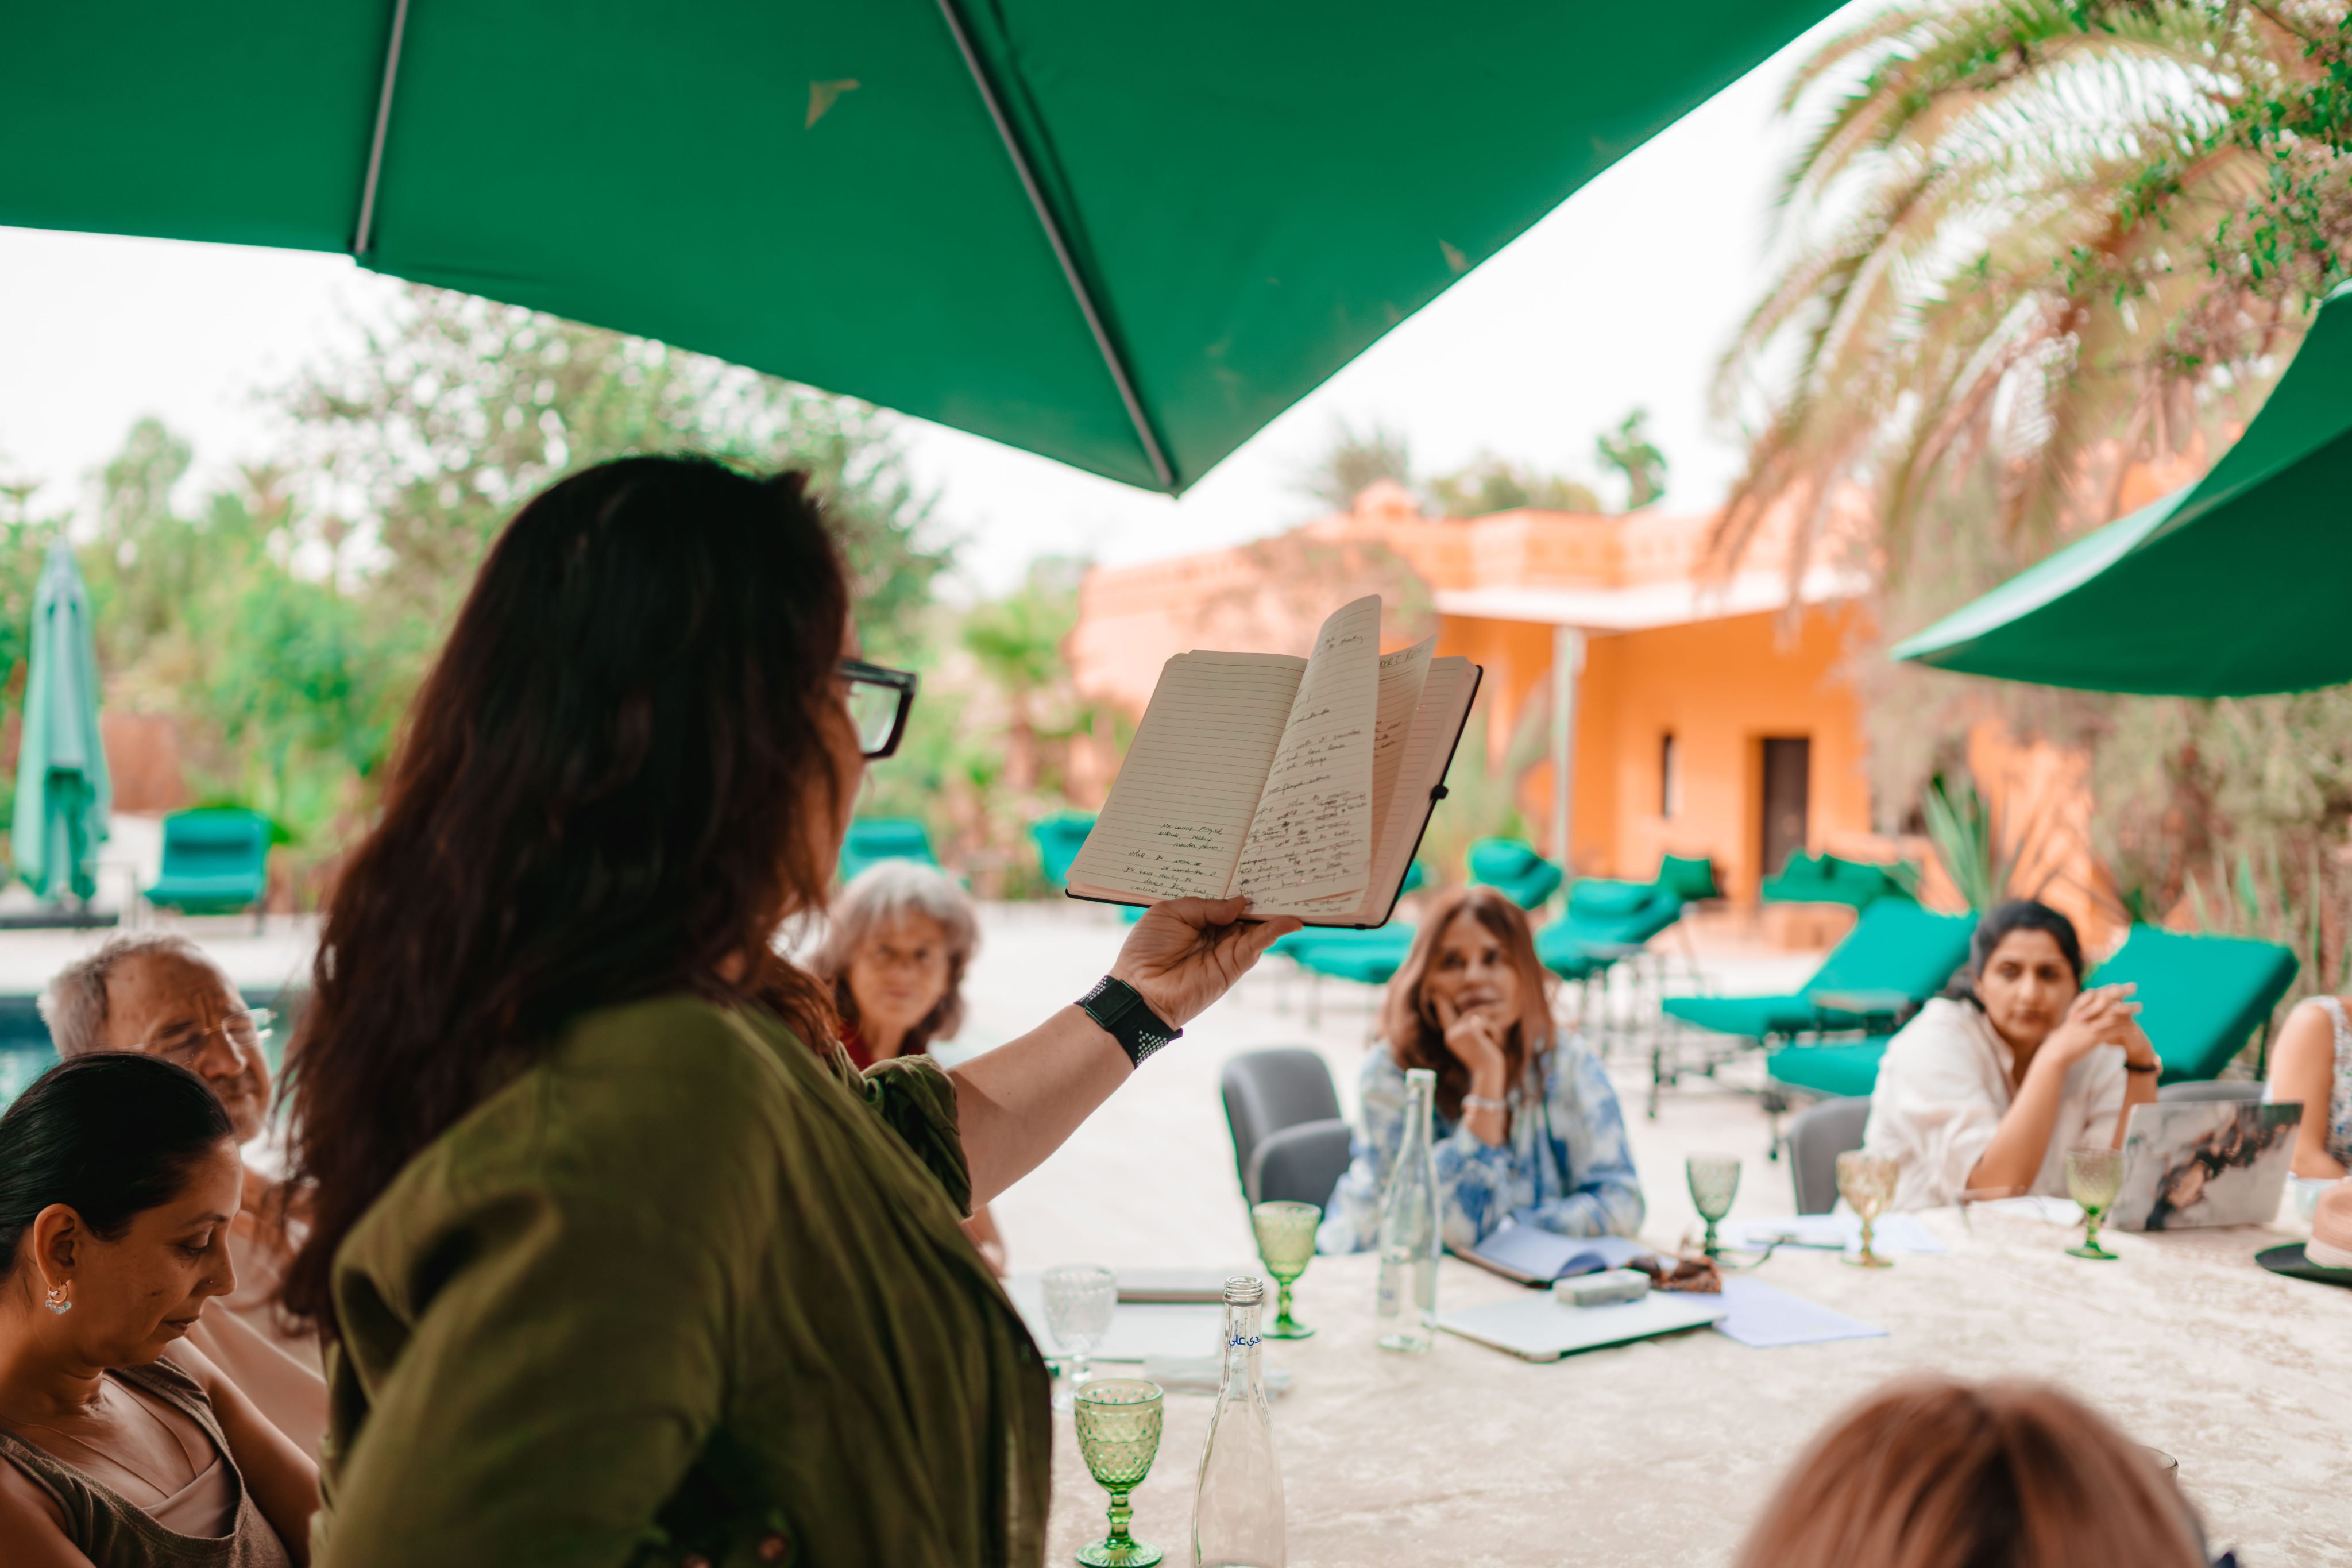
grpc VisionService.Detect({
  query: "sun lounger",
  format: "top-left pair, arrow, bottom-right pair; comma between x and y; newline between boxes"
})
837,816 -> 940,884
1467,837 -> 1563,911
1760,851 -> 1917,909
2078,925 -> 2297,1082
1029,811 -> 1094,888
144,808 -> 271,930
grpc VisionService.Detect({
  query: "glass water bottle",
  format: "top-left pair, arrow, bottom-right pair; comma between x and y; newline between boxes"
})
1190,1276 -> 1286,1568
1374,1066 -> 1439,1353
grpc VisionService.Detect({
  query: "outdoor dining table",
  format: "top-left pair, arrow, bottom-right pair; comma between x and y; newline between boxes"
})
1042,1206 -> 2351,1565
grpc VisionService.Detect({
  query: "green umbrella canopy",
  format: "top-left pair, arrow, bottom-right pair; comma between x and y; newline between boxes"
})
1893,281 -> 2352,697
11,540 -> 110,902
0,2 -> 1836,493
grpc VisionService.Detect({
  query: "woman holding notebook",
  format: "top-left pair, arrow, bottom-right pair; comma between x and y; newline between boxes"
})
1317,887 -> 1645,1254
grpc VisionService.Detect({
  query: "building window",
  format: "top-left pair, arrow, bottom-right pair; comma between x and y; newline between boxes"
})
1659,732 -> 1679,818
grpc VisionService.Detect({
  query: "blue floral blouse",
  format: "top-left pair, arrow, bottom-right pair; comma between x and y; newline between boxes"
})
1315,1037 -> 1645,1254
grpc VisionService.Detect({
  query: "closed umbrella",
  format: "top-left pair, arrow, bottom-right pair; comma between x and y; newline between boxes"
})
1893,280 -> 2352,697
11,540 -> 110,903
0,1 -> 1837,492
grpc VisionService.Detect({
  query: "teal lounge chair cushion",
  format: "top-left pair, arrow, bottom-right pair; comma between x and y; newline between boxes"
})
1030,812 -> 1095,887
2085,926 -> 2298,1083
1658,853 -> 1721,903
1466,837 -> 1564,910
1766,1041 -> 1888,1100
1569,879 -> 1656,917
1662,902 -> 1973,1042
1762,852 -> 1918,909
145,808 -> 269,913
838,817 -> 939,883
1287,926 -> 1417,987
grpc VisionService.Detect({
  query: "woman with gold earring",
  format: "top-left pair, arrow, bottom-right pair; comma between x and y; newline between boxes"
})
0,1054 -> 319,1566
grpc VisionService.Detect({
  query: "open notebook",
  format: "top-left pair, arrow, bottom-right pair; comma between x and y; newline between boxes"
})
1065,596 -> 1482,926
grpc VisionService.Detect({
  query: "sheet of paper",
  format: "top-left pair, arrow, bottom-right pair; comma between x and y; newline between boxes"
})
1233,597 -> 1381,912
1702,1278 -> 1887,1349
1065,652 -> 1303,902
1006,1275 -> 1227,1363
1972,1195 -> 2084,1225
1721,1212 -> 1948,1256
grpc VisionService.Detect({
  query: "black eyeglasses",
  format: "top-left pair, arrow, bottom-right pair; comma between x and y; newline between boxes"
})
840,659 -> 918,759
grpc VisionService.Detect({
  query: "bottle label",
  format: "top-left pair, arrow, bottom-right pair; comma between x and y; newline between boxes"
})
1227,1333 -> 1261,1347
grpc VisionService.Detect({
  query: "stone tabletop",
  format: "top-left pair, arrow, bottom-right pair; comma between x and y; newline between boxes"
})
1043,1208 -> 2352,1566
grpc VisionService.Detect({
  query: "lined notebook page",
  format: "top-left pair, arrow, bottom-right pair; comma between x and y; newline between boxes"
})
1361,658 -> 1477,907
1233,596 -> 1381,913
1294,636 -> 1433,924
1064,652 -> 1304,903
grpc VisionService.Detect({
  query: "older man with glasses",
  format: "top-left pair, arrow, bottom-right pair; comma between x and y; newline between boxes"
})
37,931 -> 327,1459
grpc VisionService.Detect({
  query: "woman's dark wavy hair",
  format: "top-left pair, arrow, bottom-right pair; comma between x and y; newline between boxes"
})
0,1054 -> 235,1284
1945,899 -> 2086,1006
280,456 -> 849,1334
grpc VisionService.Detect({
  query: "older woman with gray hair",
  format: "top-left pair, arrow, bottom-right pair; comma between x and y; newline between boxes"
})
812,860 -> 1005,1271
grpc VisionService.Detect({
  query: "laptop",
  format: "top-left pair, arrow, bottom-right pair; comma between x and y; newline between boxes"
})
2110,1100 -> 2302,1232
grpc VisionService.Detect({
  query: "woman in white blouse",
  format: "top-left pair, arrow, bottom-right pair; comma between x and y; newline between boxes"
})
1863,901 -> 2162,1210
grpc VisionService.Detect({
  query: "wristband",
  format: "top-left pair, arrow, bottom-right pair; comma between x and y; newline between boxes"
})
2123,1055 -> 2162,1075
1078,976 -> 1181,1068
1462,1094 -> 1509,1113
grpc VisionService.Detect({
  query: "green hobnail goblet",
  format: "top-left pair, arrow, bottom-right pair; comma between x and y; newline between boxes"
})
1250,1200 -> 1321,1339
2065,1146 -> 2123,1261
1073,1378 -> 1165,1567
1686,1153 -> 1740,1258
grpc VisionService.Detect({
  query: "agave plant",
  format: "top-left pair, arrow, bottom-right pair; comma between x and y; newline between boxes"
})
1920,767 -> 2065,912
1713,0 -> 2352,584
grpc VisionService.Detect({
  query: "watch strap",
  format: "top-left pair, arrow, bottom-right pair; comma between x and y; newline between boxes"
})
1078,976 -> 1181,1068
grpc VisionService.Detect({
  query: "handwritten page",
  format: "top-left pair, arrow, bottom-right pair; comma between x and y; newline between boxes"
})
1360,658 -> 1476,906
1295,636 -> 1432,923
1233,597 -> 1381,913
1064,652 -> 1305,903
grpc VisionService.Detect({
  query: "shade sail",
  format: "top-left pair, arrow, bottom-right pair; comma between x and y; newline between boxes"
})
11,542 -> 110,902
0,2 -> 1836,493
1893,281 -> 2352,696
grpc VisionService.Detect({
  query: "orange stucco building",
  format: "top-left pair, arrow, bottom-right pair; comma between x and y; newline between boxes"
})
1069,482 -> 1882,903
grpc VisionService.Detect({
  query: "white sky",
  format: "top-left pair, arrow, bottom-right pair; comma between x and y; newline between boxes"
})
0,7 -> 1866,597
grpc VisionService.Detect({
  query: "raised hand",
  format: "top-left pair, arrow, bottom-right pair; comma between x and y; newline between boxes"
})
1109,897 -> 1303,1027
1432,995 -> 1511,1082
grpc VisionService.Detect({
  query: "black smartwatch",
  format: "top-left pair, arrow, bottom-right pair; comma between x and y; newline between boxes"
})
1077,976 -> 1181,1068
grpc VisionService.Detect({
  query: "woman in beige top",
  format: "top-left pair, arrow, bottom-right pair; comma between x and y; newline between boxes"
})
1864,901 -> 2161,1210
0,1054 -> 317,1567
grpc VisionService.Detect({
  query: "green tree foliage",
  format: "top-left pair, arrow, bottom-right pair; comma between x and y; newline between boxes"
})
1594,410 -> 1668,511
1729,0 -> 2352,974
1428,454 -> 1604,517
1293,418 -> 1418,510
285,286 -> 947,664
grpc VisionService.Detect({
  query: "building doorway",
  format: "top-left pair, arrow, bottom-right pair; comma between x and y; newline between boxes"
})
1760,737 -> 1812,879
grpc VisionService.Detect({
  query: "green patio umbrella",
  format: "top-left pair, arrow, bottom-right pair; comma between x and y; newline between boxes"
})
1893,281 -> 2352,697
11,540 -> 110,903
0,2 -> 1836,493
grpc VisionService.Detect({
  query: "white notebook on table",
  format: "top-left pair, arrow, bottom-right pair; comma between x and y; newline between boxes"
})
1065,595 -> 1481,926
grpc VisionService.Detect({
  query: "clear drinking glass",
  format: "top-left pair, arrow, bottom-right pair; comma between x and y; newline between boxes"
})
2065,1146 -> 2123,1260
1374,1068 -> 1440,1354
1045,1264 -> 1119,1412
1191,1277 -> 1286,1568
1835,1150 -> 1899,1268
1249,1202 -> 1320,1340
1075,1378 -> 1166,1567
1686,1153 -> 1740,1257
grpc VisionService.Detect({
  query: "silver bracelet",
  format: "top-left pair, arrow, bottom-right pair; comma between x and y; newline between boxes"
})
1462,1094 -> 1508,1113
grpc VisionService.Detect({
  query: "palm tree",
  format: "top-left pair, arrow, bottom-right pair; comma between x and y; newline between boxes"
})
1713,0 -> 2352,585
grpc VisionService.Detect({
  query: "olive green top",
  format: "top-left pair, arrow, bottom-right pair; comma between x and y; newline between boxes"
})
314,997 -> 1049,1567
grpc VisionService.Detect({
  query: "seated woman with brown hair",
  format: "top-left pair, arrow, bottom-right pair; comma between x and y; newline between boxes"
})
0,1053 -> 319,1567
812,860 -> 1006,1272
1316,886 -> 1643,1254
1733,1376 -> 2210,1568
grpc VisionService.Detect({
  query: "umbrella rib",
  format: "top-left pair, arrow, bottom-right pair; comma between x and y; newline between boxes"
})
352,0 -> 413,257
933,0 -> 1176,492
